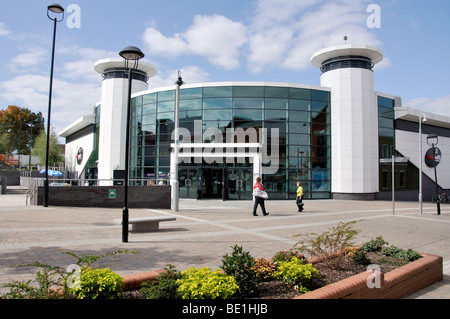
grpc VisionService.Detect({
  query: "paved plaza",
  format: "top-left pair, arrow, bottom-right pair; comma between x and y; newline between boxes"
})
1,190 -> 449,298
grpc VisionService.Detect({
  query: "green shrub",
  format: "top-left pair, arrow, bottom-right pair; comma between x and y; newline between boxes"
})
351,250 -> 371,266
294,220 -> 362,270
69,267 -> 124,299
1,250 -> 138,300
176,267 -> 238,299
251,258 -> 276,282
362,236 -> 389,252
1,262 -> 71,299
140,264 -> 182,299
382,246 -> 422,262
221,245 -> 258,297
382,245 -> 404,257
272,249 -> 305,264
274,257 -> 319,293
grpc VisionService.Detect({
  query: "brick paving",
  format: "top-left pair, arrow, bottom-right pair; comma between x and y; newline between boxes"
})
1,190 -> 449,298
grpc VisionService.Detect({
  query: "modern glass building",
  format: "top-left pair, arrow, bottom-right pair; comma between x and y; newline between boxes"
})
59,44 -> 450,203
129,83 -> 331,200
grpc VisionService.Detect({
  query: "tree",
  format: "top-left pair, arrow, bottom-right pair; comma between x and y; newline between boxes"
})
0,105 -> 45,156
32,127 -> 64,166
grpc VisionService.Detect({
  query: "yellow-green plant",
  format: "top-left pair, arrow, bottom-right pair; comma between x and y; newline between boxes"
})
69,266 -> 124,299
176,267 -> 239,299
274,257 -> 319,293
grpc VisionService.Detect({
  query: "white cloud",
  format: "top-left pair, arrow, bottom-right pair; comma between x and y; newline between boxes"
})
58,46 -> 118,82
141,0 -> 384,74
249,0 -> 381,72
0,22 -> 10,36
143,14 -> 247,70
9,46 -> 48,70
405,95 -> 450,118
148,65 -> 210,89
184,15 -> 247,70
0,73 -> 100,135
143,27 -> 187,57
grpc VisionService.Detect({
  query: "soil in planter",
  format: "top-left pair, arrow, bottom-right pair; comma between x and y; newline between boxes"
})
123,252 -> 408,299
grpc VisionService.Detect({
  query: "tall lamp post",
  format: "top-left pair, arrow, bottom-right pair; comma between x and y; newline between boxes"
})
172,71 -> 184,212
119,46 -> 145,243
418,113 -> 427,214
427,133 -> 441,215
44,4 -> 64,207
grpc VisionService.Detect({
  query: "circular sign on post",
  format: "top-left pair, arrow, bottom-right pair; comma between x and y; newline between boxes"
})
76,147 -> 83,165
425,147 -> 441,168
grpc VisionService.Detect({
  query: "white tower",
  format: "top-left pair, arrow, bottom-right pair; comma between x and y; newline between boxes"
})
311,44 -> 383,199
94,58 -> 157,185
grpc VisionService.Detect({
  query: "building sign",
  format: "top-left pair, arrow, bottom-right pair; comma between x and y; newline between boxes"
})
425,147 -> 441,168
76,147 -> 83,165
108,189 -> 116,199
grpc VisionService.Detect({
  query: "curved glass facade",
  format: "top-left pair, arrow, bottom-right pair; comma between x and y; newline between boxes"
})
130,83 -> 331,200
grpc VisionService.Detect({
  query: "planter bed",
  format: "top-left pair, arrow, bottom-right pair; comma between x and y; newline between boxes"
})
295,253 -> 443,299
122,252 -> 443,299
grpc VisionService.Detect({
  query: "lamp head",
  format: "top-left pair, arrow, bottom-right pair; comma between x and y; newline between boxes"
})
48,3 -> 64,13
47,3 -> 64,21
119,46 -> 145,61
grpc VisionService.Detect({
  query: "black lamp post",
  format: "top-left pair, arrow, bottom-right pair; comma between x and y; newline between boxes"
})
119,46 -> 145,243
44,3 -> 64,207
427,133 -> 440,215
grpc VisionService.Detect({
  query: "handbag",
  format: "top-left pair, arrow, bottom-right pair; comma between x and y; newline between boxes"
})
253,187 -> 268,199
259,191 -> 268,199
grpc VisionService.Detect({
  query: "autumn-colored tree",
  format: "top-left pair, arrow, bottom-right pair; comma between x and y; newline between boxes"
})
0,105 -> 45,156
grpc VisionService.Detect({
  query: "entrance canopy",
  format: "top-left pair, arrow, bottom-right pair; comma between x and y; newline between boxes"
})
170,143 -> 263,183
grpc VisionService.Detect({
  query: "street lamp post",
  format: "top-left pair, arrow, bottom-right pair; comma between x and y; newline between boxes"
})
119,46 -> 145,243
172,71 -> 184,212
418,113 -> 427,214
44,4 -> 64,207
427,133 -> 440,215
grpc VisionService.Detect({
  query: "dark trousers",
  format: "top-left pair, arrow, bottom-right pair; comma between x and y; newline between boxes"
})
253,196 -> 267,215
296,196 -> 304,212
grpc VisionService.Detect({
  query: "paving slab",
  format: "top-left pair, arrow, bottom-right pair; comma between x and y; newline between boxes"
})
0,191 -> 449,298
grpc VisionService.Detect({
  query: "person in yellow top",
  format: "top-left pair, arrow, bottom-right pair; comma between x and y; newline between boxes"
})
296,181 -> 304,212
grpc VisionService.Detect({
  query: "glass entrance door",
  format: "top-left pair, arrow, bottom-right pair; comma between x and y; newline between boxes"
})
179,168 -> 200,199
225,168 -> 253,200
201,168 -> 223,199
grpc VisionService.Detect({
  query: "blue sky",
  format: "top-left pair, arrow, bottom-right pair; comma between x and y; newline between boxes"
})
0,0 -> 449,136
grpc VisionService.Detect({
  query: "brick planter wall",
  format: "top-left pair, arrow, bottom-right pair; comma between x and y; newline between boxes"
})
120,253 -> 443,298
37,185 -> 171,209
294,253 -> 443,299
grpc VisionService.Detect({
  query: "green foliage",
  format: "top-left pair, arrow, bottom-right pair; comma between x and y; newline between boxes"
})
350,250 -> 371,266
1,261 -> 72,299
274,257 -> 319,293
272,249 -> 305,264
362,236 -> 389,252
140,264 -> 182,299
1,250 -> 139,299
251,258 -> 276,282
69,267 -> 124,299
32,127 -> 64,165
70,268 -> 119,299
176,267 -> 239,299
382,246 -> 422,262
221,245 -> 258,297
294,220 -> 362,270
0,105 -> 44,155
